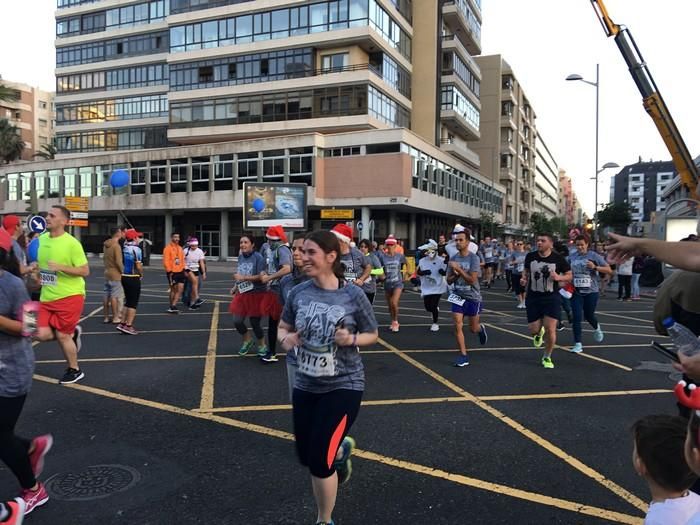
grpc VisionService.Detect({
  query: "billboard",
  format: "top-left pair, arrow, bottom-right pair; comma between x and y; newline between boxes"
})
243,182 -> 307,230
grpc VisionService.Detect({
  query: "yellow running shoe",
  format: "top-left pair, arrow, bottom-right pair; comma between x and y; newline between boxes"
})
533,326 -> 545,348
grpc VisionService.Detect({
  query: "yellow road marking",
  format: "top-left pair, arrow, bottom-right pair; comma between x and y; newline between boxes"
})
31,374 -> 643,524
199,301 -> 220,411
376,337 -> 647,512
480,389 -> 671,401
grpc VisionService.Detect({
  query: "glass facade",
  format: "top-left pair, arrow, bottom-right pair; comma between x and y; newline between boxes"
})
57,95 -> 168,124
441,85 -> 480,130
170,0 -> 253,15
56,127 -> 169,153
57,64 -> 169,93
442,52 -> 479,98
170,0 -> 411,60
369,52 -> 411,99
56,31 -> 168,67
367,86 -> 410,127
444,0 -> 481,42
57,1 -> 168,37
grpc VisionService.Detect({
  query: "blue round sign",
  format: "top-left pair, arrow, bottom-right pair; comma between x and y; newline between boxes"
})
28,215 -> 47,234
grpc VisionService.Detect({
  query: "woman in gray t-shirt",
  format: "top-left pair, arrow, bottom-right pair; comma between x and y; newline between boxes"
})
277,231 -> 378,525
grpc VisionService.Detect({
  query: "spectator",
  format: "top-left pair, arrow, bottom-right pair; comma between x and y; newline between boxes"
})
102,228 -> 124,324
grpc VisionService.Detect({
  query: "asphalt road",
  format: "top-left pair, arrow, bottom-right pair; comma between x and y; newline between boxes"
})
0,265 -> 679,524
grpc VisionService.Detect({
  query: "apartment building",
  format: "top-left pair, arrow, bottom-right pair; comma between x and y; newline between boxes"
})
469,54 -> 536,235
0,79 -> 55,160
534,135 -> 559,219
0,0 -> 504,257
610,159 -> 676,222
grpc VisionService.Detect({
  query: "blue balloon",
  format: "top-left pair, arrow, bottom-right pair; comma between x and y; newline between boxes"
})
27,237 -> 39,264
252,198 -> 265,213
110,169 -> 129,188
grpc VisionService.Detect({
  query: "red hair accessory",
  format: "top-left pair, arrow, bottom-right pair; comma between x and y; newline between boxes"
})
674,380 -> 700,412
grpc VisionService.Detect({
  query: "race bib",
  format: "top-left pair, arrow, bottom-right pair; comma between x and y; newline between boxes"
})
297,345 -> 336,377
344,272 -> 357,282
188,262 -> 200,271
39,270 -> 57,287
574,276 -> 592,288
447,293 -> 466,306
485,250 -> 493,258
517,263 -> 524,273
238,281 -> 253,293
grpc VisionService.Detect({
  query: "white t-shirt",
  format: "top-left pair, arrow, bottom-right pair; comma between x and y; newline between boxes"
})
644,491 -> 700,525
185,247 -> 205,272
418,255 -> 447,297
617,257 -> 635,276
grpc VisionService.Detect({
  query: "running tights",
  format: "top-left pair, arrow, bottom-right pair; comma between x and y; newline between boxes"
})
232,315 -> 264,340
268,317 -> 279,355
505,269 -> 513,289
571,292 -> 599,343
423,294 -> 441,323
292,388 -> 362,478
0,395 -> 36,490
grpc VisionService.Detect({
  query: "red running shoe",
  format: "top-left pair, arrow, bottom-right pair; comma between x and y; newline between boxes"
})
1,498 -> 26,524
19,483 -> 49,515
29,434 -> 53,478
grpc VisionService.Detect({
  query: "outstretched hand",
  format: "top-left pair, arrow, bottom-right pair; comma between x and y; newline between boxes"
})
605,233 -> 641,263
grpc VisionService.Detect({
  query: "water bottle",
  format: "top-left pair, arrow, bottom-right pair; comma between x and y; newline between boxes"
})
663,317 -> 700,357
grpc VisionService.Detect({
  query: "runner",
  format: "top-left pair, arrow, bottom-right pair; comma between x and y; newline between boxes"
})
116,229 -> 143,336
357,239 -> 383,305
481,236 -> 497,288
34,205 -> 89,384
2,216 -> 29,277
279,236 -> 309,400
229,234 -> 271,358
277,230 -> 378,525
520,233 -> 572,369
567,235 -> 611,353
259,226 -> 292,363
446,228 -> 488,366
503,241 -> 514,292
379,234 -> 406,332
416,240 -> 447,332
184,238 -> 206,310
511,241 -> 527,308
0,228 -> 52,520
163,233 -> 186,314
102,228 -> 123,324
330,224 -> 371,293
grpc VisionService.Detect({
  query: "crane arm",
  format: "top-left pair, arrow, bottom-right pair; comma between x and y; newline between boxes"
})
590,0 -> 699,195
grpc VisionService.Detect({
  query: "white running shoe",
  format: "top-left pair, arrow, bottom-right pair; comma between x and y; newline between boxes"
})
569,342 -> 583,353
593,324 -> 604,343
430,323 -> 439,332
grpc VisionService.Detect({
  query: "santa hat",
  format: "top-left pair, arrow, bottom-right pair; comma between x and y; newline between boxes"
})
266,225 -> 287,243
331,224 -> 353,244
385,234 -> 398,246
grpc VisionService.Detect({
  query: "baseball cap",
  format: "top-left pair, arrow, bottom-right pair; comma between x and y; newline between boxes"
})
2,215 -> 20,232
188,237 -> 199,245
385,234 -> 398,246
125,229 -> 142,241
331,224 -> 353,244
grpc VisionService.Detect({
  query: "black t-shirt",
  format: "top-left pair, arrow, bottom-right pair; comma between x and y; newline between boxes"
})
524,250 -> 571,297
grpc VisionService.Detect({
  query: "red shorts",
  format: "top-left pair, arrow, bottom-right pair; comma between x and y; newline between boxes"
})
39,295 -> 85,335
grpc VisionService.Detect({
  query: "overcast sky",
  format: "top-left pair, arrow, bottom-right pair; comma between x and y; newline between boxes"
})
0,0 -> 698,215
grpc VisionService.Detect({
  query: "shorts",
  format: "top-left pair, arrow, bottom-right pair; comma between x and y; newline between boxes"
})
103,280 -> 123,300
185,269 -> 200,277
485,262 -> 497,269
384,281 -> 404,292
451,299 -> 483,317
526,294 -> 561,323
39,295 -> 84,335
121,275 -> 141,309
168,271 -> 186,285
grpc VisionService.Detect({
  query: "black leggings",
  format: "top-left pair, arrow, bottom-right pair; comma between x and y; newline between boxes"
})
0,395 -> 36,490
121,275 -> 141,309
365,292 -> 375,305
423,294 -> 441,323
618,275 -> 632,299
232,315 -> 264,340
505,269 -> 513,289
267,317 -> 279,355
292,388 -> 363,478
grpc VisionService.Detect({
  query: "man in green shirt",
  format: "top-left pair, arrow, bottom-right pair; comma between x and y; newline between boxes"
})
34,205 -> 90,384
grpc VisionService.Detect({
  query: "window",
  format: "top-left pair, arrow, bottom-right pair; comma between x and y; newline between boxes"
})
198,66 -> 214,83
39,119 -> 48,127
39,101 -> 47,109
321,53 -> 348,72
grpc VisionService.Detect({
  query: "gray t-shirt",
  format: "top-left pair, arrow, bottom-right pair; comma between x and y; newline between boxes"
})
362,253 -> 382,294
447,253 -> 482,302
280,269 -> 310,366
380,252 -> 406,289
0,271 -> 34,397
339,246 -> 368,283
512,251 -> 527,274
260,242 -> 292,290
11,240 -> 26,267
281,280 -> 378,393
568,250 -> 607,294
236,251 -> 267,293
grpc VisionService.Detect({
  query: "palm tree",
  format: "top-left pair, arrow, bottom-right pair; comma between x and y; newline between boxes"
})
0,119 -> 25,163
33,143 -> 57,160
0,84 -> 18,102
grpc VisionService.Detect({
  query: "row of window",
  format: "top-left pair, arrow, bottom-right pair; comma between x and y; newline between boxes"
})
57,32 -> 168,67
170,0 -> 253,15
169,0 -> 411,60
369,52 -> 411,99
442,52 -> 480,98
440,85 -> 480,130
57,64 -> 169,93
56,1 -> 167,37
56,95 -> 169,124
57,0 -> 99,8
368,85 -> 410,128
56,127 -> 169,153
444,0 -> 481,42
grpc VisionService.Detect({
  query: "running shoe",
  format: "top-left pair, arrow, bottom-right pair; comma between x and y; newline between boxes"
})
115,323 -> 125,333
557,321 -> 565,332
334,436 -> 356,485
188,303 -> 200,310
261,350 -> 278,363
517,303 -> 526,309
533,327 -> 545,348
18,483 -> 49,515
569,342 -> 583,354
239,339 -> 254,356
478,325 -> 488,345
1,498 -> 25,525
194,298 -> 205,307
121,325 -> 139,336
430,323 -> 439,332
167,306 -> 180,314
59,368 -> 84,384
390,321 -> 399,332
593,323 -> 604,343
454,354 -> 470,367
257,344 -> 268,357
28,435 -> 53,478
72,325 -> 82,353
541,356 -> 554,369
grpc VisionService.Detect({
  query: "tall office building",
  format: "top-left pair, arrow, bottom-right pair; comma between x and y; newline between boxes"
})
0,79 -> 55,161
0,0 -> 504,257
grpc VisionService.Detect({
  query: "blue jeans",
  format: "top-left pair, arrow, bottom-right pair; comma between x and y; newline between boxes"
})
631,273 -> 641,298
571,292 -> 599,343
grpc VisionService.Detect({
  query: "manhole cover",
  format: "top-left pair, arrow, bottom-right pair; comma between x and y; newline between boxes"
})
46,464 -> 141,501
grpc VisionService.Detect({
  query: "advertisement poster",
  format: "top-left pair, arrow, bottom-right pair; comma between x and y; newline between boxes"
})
243,182 -> 307,229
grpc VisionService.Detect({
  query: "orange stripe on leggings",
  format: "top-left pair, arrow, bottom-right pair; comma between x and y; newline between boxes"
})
327,415 -> 348,469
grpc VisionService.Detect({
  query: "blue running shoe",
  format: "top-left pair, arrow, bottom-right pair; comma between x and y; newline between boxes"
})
454,354 -> 470,367
334,436 -> 356,485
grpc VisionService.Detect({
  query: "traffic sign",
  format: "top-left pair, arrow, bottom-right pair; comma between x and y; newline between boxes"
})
65,196 -> 88,212
28,215 -> 46,234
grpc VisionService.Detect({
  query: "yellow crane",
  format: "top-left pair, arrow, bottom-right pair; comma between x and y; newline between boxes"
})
590,0 -> 698,196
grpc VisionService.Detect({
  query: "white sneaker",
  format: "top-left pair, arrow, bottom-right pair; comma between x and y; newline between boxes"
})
430,323 -> 439,332
517,303 -> 526,309
569,342 -> 583,353
593,324 -> 604,343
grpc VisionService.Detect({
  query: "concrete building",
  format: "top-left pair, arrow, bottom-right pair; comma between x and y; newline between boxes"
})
470,54 -> 536,235
610,159 -> 676,223
558,170 -> 574,225
0,0 -> 505,257
534,134 -> 559,219
0,79 -> 55,161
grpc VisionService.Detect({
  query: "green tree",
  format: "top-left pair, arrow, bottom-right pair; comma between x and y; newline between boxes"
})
33,143 -> 57,160
549,216 -> 570,239
597,202 -> 633,233
0,119 -> 25,164
480,211 -> 504,238
529,212 -> 550,235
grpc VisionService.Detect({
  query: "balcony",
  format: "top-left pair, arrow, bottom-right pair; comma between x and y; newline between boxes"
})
500,112 -> 516,130
442,0 -> 482,55
439,137 -> 480,167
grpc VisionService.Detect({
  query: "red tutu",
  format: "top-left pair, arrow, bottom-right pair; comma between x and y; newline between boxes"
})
229,290 -> 282,319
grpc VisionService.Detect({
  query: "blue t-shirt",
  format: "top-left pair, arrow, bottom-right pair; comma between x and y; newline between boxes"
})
122,242 -> 142,276
567,250 -> 607,294
447,253 -> 482,302
237,251 -> 267,292
0,271 -> 33,397
512,251 -> 527,274
281,280 -> 378,393
260,243 -> 292,290
380,252 -> 406,288
502,249 -> 513,269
